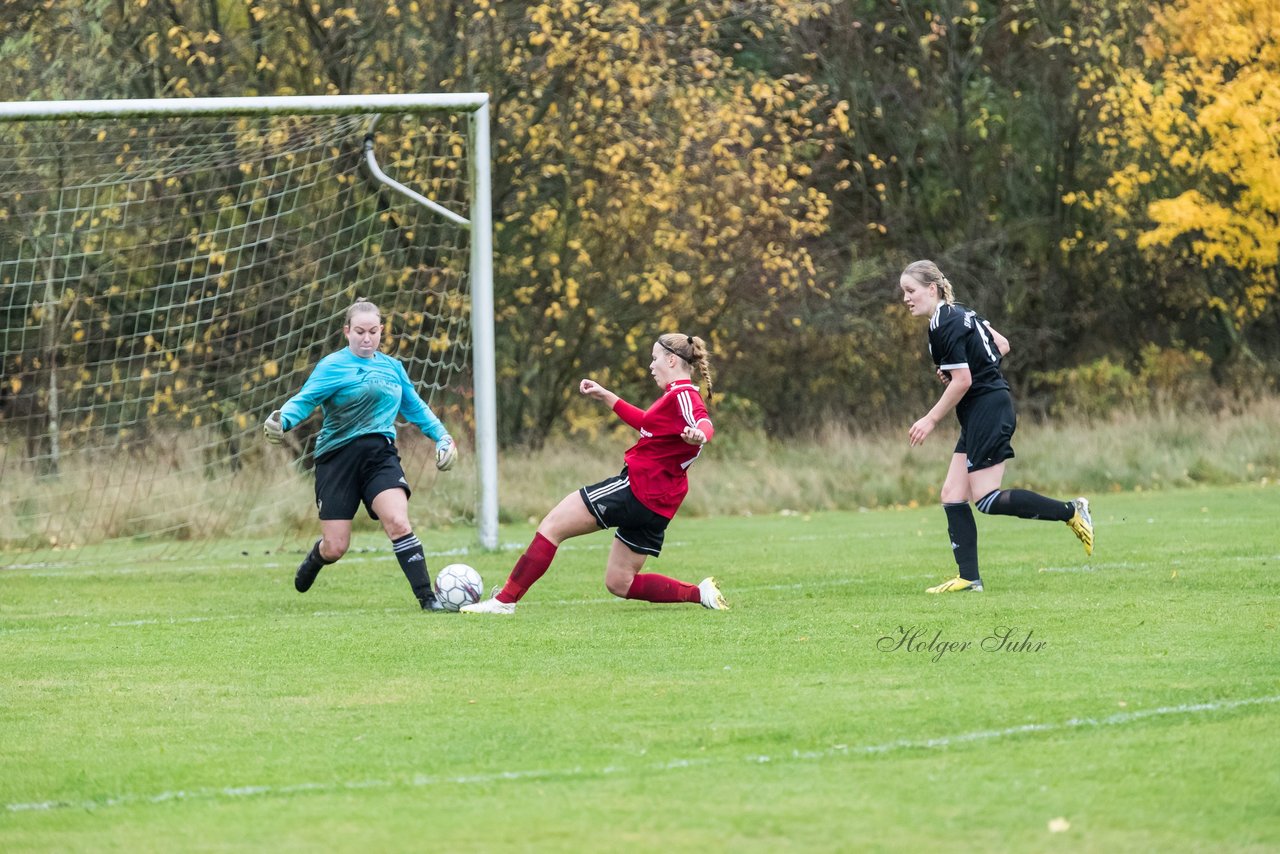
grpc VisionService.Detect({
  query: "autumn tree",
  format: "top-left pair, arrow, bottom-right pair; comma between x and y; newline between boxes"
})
1085,0 -> 1280,373
465,1 -> 843,443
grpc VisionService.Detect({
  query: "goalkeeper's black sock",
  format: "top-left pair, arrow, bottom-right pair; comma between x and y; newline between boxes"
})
295,539 -> 335,593
976,489 -> 1073,521
943,502 -> 980,581
306,539 -> 337,568
392,532 -> 436,608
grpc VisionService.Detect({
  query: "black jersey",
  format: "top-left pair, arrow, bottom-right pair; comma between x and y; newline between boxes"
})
928,303 -> 1010,398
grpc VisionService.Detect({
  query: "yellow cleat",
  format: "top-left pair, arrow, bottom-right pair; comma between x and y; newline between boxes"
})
1066,497 -> 1093,556
926,576 -> 984,593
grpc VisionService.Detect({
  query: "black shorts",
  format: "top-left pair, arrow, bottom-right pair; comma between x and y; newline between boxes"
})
578,468 -> 670,557
314,434 -> 411,521
954,389 -> 1017,472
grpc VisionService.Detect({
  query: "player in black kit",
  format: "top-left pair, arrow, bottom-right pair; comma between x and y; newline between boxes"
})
899,260 -> 1093,593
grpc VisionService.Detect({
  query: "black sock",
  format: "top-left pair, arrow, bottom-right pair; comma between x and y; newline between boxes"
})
304,539 -> 336,570
392,532 -> 433,603
976,489 -> 1072,521
943,502 -> 980,581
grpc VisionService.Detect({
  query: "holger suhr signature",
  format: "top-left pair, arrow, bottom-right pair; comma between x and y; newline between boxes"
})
877,625 -> 1046,662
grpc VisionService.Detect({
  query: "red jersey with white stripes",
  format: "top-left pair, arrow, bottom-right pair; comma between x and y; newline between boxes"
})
611,380 -> 715,518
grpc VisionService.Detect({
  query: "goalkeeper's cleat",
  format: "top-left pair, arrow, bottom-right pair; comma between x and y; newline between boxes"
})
294,540 -> 324,593
698,577 -> 729,610
1066,497 -> 1093,556
926,576 -> 984,593
460,596 -> 516,615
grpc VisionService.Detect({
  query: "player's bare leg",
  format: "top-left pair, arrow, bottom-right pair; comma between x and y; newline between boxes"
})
603,539 -> 647,598
538,491 -> 602,543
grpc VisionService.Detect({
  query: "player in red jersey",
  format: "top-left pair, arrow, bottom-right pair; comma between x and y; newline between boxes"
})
462,333 -> 728,615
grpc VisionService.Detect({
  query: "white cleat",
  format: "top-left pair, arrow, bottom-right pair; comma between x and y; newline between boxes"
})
460,597 -> 516,615
697,577 -> 729,610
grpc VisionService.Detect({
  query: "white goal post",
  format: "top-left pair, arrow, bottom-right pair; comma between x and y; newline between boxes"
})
0,94 -> 499,555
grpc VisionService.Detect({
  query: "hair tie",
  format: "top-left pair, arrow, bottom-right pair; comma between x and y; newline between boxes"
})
659,339 -> 689,362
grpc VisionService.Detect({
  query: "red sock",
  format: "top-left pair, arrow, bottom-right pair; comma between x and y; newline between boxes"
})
497,533 -> 557,603
625,573 -> 701,604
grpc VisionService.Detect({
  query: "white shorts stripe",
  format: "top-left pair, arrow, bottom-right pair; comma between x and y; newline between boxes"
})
586,478 -> 630,501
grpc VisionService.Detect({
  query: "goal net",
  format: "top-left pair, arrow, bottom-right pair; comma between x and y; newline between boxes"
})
0,95 -> 497,565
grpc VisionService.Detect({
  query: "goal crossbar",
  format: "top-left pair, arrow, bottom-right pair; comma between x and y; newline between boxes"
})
0,94 -> 491,121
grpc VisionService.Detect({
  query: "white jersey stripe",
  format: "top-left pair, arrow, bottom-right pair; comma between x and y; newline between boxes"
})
677,390 -> 697,428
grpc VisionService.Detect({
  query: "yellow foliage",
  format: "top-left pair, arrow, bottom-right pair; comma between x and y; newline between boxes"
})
492,0 -> 836,396
1092,0 -> 1280,324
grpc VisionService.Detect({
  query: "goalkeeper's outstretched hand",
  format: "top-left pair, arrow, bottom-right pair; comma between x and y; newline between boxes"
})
263,410 -> 284,444
435,435 -> 457,471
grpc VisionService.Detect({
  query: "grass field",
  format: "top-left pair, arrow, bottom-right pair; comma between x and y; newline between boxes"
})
2,484 -> 1278,851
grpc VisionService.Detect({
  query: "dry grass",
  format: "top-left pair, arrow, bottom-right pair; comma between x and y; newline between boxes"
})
2,398 -> 1277,560
499,397 -> 1280,521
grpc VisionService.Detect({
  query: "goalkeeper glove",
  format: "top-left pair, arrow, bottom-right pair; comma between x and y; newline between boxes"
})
435,435 -> 457,471
263,410 -> 284,444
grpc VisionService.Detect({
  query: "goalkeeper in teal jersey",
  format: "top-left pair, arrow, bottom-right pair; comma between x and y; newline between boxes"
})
262,298 -> 458,610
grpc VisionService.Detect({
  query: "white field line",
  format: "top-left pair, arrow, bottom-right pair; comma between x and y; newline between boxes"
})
6,694 -> 1277,815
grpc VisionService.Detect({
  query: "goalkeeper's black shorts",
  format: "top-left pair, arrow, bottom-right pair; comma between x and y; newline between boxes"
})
314,434 -> 411,521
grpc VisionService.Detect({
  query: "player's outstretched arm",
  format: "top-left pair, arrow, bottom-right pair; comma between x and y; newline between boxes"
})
583,379 -> 648,430
578,378 -> 618,407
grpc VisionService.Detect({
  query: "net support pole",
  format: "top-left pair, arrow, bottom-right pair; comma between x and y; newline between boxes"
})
469,102 -> 500,550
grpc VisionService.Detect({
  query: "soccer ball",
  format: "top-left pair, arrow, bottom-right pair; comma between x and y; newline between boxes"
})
434,563 -> 484,612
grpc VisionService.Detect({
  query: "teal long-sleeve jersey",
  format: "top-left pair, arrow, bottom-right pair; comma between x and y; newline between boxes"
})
278,348 -> 448,460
